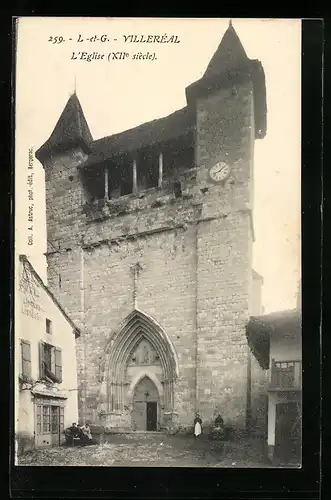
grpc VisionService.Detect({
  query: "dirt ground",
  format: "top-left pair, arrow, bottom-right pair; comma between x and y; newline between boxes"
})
17,433 -> 274,467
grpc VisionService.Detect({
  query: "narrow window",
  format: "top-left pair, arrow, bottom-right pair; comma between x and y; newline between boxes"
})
46,318 -> 52,335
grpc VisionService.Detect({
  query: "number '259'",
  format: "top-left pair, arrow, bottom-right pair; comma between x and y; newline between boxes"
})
48,36 -> 64,44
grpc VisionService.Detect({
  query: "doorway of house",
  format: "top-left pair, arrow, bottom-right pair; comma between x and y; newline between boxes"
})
275,401 -> 302,462
132,376 -> 159,431
35,402 -> 64,447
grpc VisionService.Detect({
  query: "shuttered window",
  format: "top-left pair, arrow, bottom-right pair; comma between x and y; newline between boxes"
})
39,342 -> 63,383
21,340 -> 31,378
55,348 -> 62,383
39,341 -> 45,379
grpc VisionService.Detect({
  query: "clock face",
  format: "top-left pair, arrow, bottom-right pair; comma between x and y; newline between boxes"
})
209,162 -> 231,183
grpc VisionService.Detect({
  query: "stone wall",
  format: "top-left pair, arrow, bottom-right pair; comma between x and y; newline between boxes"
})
250,354 -> 268,435
195,82 -> 255,427
42,80 -> 257,431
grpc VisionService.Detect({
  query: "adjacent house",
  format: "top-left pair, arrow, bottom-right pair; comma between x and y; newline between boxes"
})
246,308 -> 302,463
15,254 -> 80,453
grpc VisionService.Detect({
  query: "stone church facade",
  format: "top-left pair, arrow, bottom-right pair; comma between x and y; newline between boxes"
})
36,22 -> 268,433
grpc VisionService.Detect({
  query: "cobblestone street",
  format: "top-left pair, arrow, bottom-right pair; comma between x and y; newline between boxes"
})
17,433 -> 270,467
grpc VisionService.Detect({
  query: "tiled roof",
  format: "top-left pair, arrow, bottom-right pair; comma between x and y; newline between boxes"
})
246,309 -> 301,369
84,106 -> 195,167
249,309 -> 302,330
19,255 -> 80,337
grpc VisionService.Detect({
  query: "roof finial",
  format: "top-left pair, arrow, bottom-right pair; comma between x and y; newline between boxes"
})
69,76 -> 77,97
229,18 -> 233,27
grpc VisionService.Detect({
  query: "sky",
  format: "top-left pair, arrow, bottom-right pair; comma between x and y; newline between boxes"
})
15,17 -> 301,313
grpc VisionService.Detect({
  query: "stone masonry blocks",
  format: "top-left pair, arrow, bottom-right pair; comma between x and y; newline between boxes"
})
44,80 -> 256,431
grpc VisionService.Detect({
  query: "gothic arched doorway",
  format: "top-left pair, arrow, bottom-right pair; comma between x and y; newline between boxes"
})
132,376 -> 160,431
103,309 -> 179,431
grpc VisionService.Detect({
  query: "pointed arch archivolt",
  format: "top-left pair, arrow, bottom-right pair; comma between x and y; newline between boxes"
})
105,309 -> 179,412
128,370 -> 164,400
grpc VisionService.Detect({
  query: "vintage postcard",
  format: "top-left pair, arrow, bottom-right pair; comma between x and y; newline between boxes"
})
14,17 -> 302,468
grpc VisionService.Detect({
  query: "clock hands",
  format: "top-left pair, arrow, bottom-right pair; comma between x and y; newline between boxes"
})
210,162 -> 231,182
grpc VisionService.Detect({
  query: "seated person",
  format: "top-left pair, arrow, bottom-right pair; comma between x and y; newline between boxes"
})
209,414 -> 225,440
80,423 -> 93,443
64,422 -> 82,444
214,414 -> 224,430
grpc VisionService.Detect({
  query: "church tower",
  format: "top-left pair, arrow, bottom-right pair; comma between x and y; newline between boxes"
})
36,21 -> 267,432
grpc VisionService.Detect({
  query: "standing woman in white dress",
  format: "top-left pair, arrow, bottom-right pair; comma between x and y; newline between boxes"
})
193,412 -> 203,438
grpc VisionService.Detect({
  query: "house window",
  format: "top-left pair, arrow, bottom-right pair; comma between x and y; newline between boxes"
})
36,405 -> 42,433
51,406 -> 59,433
20,340 -> 31,379
39,342 -> 62,383
35,403 -> 64,435
60,407 -> 64,432
46,318 -> 52,334
42,406 -> 51,433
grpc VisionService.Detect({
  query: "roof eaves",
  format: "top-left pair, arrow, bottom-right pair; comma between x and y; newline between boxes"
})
19,255 -> 81,337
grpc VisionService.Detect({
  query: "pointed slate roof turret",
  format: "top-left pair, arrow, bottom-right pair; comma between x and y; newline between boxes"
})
203,20 -> 249,78
185,20 -> 267,138
35,92 -> 93,165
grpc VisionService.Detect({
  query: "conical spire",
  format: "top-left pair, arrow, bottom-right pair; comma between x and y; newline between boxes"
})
35,92 -> 93,164
203,21 -> 249,79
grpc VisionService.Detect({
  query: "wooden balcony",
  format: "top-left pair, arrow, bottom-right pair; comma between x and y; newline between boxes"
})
268,359 -> 302,391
